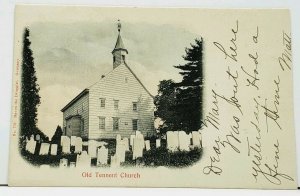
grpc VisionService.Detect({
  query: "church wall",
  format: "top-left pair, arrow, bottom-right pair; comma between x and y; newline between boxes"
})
62,93 -> 89,139
88,64 -> 155,139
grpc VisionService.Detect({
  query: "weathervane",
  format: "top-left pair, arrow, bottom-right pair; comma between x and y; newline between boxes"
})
117,19 -> 121,33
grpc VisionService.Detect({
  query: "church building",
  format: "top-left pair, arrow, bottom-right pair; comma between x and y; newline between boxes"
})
61,21 -> 155,139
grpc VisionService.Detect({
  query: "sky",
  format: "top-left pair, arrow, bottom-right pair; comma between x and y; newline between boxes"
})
28,21 -> 199,138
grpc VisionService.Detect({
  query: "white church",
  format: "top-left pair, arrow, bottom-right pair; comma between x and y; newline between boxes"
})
61,21 -> 155,139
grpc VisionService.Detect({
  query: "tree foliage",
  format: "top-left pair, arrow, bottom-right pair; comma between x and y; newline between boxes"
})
155,38 -> 203,133
20,28 -> 41,139
51,125 -> 63,144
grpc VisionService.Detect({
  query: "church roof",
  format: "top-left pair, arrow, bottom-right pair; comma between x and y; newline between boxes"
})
112,33 -> 128,54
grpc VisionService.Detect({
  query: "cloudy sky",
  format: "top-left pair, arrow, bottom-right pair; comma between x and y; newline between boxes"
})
29,21 -> 199,137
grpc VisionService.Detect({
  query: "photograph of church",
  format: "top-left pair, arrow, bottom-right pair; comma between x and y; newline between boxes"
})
61,22 -> 155,140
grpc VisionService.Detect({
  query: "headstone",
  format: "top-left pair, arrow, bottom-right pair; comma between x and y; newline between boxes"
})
110,155 -> 120,168
167,131 -> 179,152
132,134 -> 144,159
116,143 -> 126,163
39,143 -> 50,155
97,146 -> 108,165
35,134 -> 40,142
50,144 -> 58,155
130,135 -> 135,146
178,131 -> 190,151
156,139 -> 161,148
70,162 -> 76,168
61,136 -> 71,154
40,164 -> 50,169
136,131 -> 142,136
116,134 -> 121,143
74,137 -> 83,153
88,140 -> 98,158
122,138 -> 129,151
25,138 -> 36,154
192,131 -> 202,148
145,140 -> 150,151
76,151 -> 91,168
59,158 -> 68,168
70,136 -> 77,146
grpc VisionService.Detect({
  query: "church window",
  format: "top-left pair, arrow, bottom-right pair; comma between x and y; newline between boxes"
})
99,117 -> 105,130
113,117 -> 119,131
132,119 -> 138,131
133,102 -> 137,111
114,100 -> 119,110
100,98 -> 105,108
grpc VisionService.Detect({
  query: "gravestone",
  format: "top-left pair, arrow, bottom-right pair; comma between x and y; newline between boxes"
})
156,139 -> 161,148
116,134 -> 121,144
97,146 -> 108,165
192,131 -> 202,148
59,158 -> 68,168
25,138 -> 36,154
70,136 -> 77,146
61,136 -> 71,154
70,162 -> 76,168
39,143 -> 50,155
74,137 -> 83,153
116,143 -> 126,163
167,131 -> 179,152
132,134 -> 144,159
122,137 -> 129,151
178,131 -> 190,151
145,140 -> 150,151
130,135 -> 135,146
110,155 -> 120,168
88,140 -> 98,158
50,144 -> 58,155
76,151 -> 91,168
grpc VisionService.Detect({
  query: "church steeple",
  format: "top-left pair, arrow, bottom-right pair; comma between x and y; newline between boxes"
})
112,20 -> 128,69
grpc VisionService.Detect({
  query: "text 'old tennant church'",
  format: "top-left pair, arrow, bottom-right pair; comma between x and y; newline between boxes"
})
61,21 -> 155,139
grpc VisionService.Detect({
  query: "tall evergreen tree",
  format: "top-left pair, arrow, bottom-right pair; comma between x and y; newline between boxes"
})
174,38 -> 203,132
20,28 -> 41,139
154,38 -> 203,133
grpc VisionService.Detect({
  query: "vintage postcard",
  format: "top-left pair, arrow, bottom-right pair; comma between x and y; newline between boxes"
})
8,5 -> 297,188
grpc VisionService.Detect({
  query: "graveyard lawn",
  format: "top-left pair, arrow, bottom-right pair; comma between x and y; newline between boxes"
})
20,138 -> 203,168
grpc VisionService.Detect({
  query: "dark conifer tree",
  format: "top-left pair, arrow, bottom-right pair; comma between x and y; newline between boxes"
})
174,38 -> 203,132
20,28 -> 41,139
51,125 -> 63,144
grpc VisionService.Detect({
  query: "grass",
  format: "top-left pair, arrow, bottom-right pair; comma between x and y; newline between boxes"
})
20,138 -> 203,168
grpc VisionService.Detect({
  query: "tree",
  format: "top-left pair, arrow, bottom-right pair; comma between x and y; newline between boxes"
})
174,38 -> 203,132
51,125 -> 63,144
154,80 -> 178,133
20,28 -> 41,139
155,38 -> 203,133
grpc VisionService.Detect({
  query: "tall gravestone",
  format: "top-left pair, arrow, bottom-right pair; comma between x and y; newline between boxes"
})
110,154 -> 120,168
50,144 -> 58,155
122,138 -> 129,151
133,134 -> 144,159
167,131 -> 179,152
76,151 -> 91,168
74,137 -> 83,153
97,146 -> 108,165
88,140 -> 98,158
116,143 -> 126,163
145,140 -> 151,151
130,135 -> 135,146
178,131 -> 190,151
61,136 -> 71,154
192,131 -> 202,148
156,139 -> 161,148
39,143 -> 50,155
26,138 -> 36,154
70,136 -> 77,146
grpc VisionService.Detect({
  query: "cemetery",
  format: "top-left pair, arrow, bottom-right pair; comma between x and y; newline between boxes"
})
20,130 -> 203,168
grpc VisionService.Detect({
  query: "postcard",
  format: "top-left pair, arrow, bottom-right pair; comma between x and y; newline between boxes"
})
8,5 -> 297,188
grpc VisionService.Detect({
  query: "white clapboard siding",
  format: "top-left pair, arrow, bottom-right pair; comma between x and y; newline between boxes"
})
62,93 -> 89,138
88,63 -> 155,139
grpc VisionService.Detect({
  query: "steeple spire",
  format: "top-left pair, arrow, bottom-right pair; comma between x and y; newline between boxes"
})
112,20 -> 128,69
